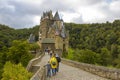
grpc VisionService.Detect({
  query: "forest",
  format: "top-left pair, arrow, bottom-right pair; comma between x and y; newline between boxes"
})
0,24 -> 40,79
0,20 -> 120,79
64,20 -> 120,68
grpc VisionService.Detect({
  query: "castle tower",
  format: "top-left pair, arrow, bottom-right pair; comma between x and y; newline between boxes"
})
39,11 -> 54,39
53,11 -> 62,31
39,11 -> 69,54
54,11 -> 60,20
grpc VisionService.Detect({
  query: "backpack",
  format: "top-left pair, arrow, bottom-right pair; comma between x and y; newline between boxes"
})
56,57 -> 61,62
51,58 -> 57,66
52,61 -> 56,65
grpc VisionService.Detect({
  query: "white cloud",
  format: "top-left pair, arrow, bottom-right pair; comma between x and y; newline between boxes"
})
61,12 -> 80,22
33,16 -> 40,25
110,0 -> 120,13
0,0 -> 120,28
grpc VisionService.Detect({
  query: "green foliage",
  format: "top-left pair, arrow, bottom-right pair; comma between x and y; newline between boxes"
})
0,46 -> 8,79
0,25 -> 14,47
2,61 -> 32,80
77,49 -> 100,64
7,40 -> 33,67
0,53 -> 4,79
0,40 -> 36,79
67,48 -> 75,60
66,48 -> 100,64
100,48 -> 112,66
29,43 -> 40,51
0,24 -> 39,79
114,54 -> 120,68
0,24 -> 39,49
65,20 -> 120,68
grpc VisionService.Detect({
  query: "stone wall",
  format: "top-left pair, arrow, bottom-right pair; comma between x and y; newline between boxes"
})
26,53 -> 44,72
62,58 -> 120,80
27,53 -> 46,80
30,67 -> 46,80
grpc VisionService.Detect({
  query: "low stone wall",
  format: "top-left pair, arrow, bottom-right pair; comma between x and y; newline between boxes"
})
27,53 -> 46,80
30,67 -> 46,80
26,53 -> 45,72
62,58 -> 120,80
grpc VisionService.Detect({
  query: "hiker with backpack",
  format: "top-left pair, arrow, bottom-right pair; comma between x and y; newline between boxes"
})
50,53 -> 58,76
55,53 -> 61,72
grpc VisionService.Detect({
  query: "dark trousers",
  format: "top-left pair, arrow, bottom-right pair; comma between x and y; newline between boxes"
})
52,68 -> 56,75
56,63 -> 59,72
47,69 -> 51,77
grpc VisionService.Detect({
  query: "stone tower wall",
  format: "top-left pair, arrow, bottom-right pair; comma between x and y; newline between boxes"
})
55,36 -> 63,50
39,11 -> 69,52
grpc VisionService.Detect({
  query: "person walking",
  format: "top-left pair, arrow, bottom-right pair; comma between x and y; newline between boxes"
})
49,50 -> 52,58
55,53 -> 61,72
50,53 -> 58,76
45,61 -> 52,77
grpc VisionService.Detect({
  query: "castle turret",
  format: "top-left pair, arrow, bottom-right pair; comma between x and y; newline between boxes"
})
54,11 -> 61,21
49,10 -> 53,19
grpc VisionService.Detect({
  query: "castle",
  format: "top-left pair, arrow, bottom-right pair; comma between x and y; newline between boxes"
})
39,11 -> 69,54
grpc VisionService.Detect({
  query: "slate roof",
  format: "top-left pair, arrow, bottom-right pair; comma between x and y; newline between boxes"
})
54,11 -> 60,20
41,38 -> 55,43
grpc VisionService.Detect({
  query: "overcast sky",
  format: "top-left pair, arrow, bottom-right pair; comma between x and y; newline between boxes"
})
0,0 -> 120,29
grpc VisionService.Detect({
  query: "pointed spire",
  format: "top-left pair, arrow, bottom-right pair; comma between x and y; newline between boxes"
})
54,11 -> 60,20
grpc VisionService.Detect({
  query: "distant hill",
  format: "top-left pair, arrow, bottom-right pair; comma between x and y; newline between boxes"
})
0,19 -> 120,68
64,20 -> 120,67
0,24 -> 39,48
64,20 -> 120,49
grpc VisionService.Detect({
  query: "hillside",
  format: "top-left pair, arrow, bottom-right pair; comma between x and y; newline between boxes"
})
0,24 -> 39,48
64,20 -> 120,68
0,24 -> 40,79
0,20 -> 120,68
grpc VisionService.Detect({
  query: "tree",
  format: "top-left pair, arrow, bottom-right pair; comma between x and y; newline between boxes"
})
0,52 -> 4,79
66,48 -> 75,60
100,48 -> 112,66
111,44 -> 118,59
2,61 -> 32,80
7,40 -> 33,67
78,49 -> 100,64
29,43 -> 40,54
114,53 -> 120,68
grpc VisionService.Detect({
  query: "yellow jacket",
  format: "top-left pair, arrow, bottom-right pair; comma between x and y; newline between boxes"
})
50,57 -> 58,68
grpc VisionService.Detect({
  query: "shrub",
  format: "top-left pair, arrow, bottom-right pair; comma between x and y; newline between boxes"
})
2,61 -> 32,80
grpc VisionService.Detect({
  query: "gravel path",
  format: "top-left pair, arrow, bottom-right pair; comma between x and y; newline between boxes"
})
47,63 -> 109,80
